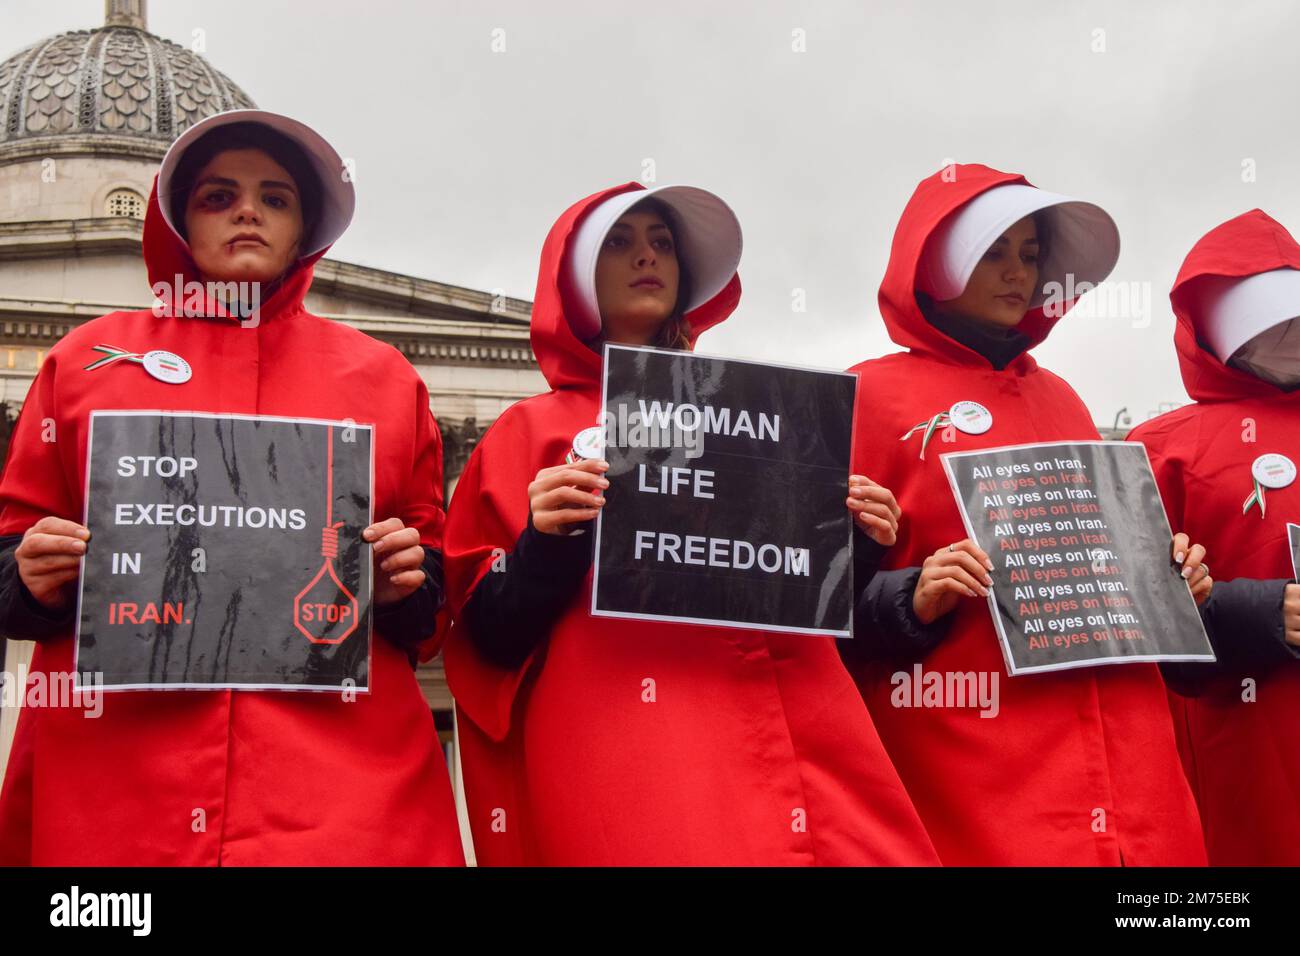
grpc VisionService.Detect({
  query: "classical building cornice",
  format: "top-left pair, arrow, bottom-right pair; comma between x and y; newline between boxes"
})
0,297 -> 538,356
310,258 -> 532,325
0,220 -> 533,325
0,217 -> 144,258
325,314 -> 536,366
0,219 -> 538,368
0,133 -> 167,165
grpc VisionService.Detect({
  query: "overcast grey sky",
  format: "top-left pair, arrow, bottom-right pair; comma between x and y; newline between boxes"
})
8,0 -> 1300,427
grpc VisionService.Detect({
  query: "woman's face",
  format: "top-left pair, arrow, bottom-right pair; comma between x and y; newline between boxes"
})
183,148 -> 304,284
935,214 -> 1040,329
594,208 -> 681,345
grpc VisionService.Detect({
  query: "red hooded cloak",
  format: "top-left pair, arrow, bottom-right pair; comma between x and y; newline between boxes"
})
441,182 -> 939,866
0,176 -> 463,865
845,164 -> 1205,865
1126,209 -> 1300,865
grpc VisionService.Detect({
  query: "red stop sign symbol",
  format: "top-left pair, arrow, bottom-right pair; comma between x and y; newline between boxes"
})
294,561 -> 360,645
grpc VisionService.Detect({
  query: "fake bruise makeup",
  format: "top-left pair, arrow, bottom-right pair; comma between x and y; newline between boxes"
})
183,148 -> 304,285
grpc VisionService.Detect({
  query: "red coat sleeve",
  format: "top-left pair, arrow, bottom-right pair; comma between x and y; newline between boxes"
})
398,375 -> 446,550
388,374 -> 447,661
441,407 -> 547,741
0,352 -> 79,536
1127,418 -> 1189,533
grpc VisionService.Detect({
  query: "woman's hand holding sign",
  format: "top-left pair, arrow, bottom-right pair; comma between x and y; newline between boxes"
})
1172,532 -> 1212,606
530,459 -> 609,536
365,518 -> 428,606
913,539 -> 995,626
15,516 -> 90,610
846,475 -> 901,546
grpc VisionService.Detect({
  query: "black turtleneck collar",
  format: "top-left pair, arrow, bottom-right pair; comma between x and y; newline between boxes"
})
916,293 -> 1032,371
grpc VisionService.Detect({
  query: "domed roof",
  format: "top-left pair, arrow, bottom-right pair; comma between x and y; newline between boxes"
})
0,3 -> 255,157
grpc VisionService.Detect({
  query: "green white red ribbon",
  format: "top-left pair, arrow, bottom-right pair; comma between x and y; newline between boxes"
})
83,344 -> 145,371
1243,477 -> 1267,518
900,411 -> 952,460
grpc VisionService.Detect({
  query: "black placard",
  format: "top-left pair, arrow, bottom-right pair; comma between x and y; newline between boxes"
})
76,411 -> 373,690
942,440 -> 1214,675
592,345 -> 856,636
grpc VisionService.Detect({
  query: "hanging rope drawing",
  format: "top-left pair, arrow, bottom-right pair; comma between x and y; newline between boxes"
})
294,426 -> 361,644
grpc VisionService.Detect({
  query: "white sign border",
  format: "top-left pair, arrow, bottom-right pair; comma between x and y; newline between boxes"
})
1288,522 -> 1300,583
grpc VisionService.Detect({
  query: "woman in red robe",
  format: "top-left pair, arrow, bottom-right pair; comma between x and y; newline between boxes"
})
441,182 -> 939,866
1128,209 -> 1300,865
0,110 -> 463,865
844,163 -> 1209,865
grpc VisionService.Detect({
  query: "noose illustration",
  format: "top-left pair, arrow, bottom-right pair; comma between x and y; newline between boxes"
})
294,426 -> 360,644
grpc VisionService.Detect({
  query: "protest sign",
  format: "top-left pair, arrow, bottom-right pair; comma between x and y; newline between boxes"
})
942,440 -> 1214,675
76,411 -> 373,690
592,345 -> 856,636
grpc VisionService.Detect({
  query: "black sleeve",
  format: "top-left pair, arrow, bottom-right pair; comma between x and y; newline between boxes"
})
839,533 -> 952,665
851,532 -> 889,600
1162,577 -> 1298,697
0,533 -> 76,641
460,518 -> 595,670
372,545 -> 445,667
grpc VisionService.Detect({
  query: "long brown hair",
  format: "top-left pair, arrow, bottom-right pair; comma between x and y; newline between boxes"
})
653,313 -> 692,350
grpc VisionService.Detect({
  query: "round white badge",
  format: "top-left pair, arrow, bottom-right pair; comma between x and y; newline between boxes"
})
569,425 -> 605,462
949,400 -> 993,435
1251,453 -> 1296,490
142,350 -> 192,385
